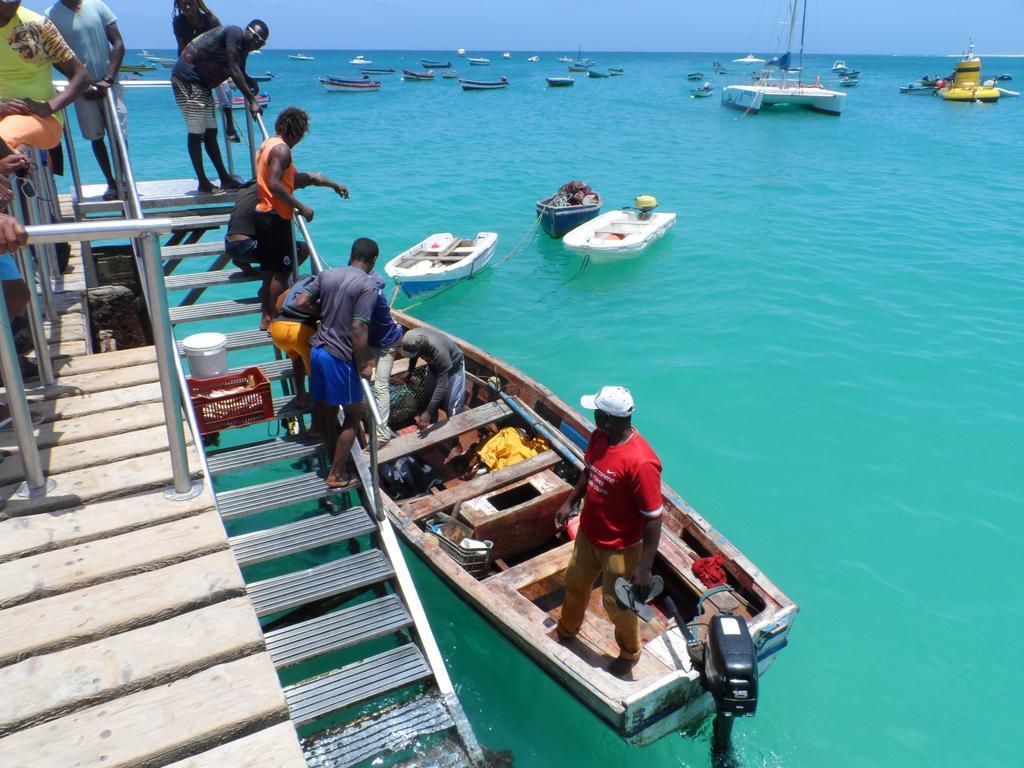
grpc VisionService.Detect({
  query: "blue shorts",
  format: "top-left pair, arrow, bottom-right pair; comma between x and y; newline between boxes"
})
224,237 -> 258,262
0,254 -> 22,282
310,346 -> 364,406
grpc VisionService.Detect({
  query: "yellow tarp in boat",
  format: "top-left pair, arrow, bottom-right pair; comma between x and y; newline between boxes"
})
478,427 -> 549,470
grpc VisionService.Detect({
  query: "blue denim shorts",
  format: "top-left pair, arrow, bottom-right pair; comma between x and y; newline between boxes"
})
0,254 -> 22,282
310,346 -> 364,406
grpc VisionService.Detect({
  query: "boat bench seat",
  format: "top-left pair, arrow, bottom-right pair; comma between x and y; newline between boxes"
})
374,400 -> 513,465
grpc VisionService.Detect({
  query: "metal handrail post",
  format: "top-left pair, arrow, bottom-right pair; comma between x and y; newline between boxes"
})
221,105 -> 235,177
62,120 -> 84,202
9,189 -> 55,386
140,232 -> 201,499
22,186 -> 56,323
244,110 -> 257,178
0,289 -> 54,497
360,378 -> 384,521
101,96 -> 127,204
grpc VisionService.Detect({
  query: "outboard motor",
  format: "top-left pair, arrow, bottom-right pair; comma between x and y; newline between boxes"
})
664,597 -> 759,759
633,194 -> 658,220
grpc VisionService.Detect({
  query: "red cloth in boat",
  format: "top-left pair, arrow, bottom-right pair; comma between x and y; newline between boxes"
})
692,553 -> 727,587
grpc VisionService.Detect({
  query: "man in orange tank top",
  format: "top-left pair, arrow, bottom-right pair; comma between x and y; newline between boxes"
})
253,107 -> 348,329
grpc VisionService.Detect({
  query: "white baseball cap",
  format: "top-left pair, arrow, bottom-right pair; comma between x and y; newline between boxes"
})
580,386 -> 634,417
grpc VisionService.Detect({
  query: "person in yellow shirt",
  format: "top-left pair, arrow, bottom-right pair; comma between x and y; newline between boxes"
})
0,1 -> 89,155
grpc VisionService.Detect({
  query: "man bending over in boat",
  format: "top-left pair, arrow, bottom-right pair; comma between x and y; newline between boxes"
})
293,239 -> 376,488
399,327 -> 466,430
253,106 -> 348,329
554,386 -> 663,677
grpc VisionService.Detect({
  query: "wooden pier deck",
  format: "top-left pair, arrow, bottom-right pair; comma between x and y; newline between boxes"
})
0,254 -> 307,766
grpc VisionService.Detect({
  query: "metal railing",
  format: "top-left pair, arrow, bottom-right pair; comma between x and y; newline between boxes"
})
2,218 -> 173,498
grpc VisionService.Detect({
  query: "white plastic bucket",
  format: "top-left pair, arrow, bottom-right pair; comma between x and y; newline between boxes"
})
182,332 -> 228,379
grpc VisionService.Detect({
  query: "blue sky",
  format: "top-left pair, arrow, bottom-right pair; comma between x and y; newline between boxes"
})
73,0 -> 1024,55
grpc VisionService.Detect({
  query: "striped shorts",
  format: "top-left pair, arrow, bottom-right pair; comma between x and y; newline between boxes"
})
171,76 -> 216,134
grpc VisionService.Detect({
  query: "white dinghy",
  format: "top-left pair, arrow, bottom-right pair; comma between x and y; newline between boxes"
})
385,232 -> 499,297
562,196 -> 675,261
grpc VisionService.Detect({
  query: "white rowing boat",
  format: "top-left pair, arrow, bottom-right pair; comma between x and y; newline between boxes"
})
385,232 -> 499,296
563,198 -> 675,261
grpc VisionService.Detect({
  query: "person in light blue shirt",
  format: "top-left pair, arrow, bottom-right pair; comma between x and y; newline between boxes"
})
46,0 -> 126,201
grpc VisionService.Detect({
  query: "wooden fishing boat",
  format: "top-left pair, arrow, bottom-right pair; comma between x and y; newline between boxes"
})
421,59 -> 452,68
384,232 -> 499,296
568,61 -> 593,72
467,57 -> 491,66
119,63 -> 155,74
402,68 -> 435,81
588,69 -> 611,78
360,67 -> 396,74
687,72 -> 704,80
608,67 -> 625,76
899,83 -> 937,95
459,77 -> 509,91
367,311 -> 798,746
228,93 -> 271,110
562,198 -> 675,261
442,69 -> 460,79
546,76 -> 574,88
690,82 -> 714,98
536,192 -> 602,238
319,76 -> 381,92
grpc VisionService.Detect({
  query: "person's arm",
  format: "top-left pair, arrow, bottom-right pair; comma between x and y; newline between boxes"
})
554,469 -> 589,531
629,461 -> 664,590
224,28 -> 257,111
101,20 -> 125,84
266,144 -> 313,221
294,171 -> 349,199
351,319 -> 369,376
0,213 -> 28,253
419,346 -> 451,425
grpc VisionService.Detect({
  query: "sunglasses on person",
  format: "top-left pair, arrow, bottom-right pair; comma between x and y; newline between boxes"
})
247,26 -> 266,48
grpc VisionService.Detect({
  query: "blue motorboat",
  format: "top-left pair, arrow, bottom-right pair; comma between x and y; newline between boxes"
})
536,182 -> 602,238
587,69 -> 610,78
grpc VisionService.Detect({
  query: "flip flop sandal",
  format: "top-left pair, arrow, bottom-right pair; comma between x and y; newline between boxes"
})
614,575 -> 665,623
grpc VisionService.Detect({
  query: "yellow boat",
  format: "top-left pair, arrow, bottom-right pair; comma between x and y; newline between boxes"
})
939,40 -> 1000,103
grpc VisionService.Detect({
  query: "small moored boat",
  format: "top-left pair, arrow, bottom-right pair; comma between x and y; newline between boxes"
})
536,181 -> 602,238
588,69 -> 610,79
687,72 -> 703,80
349,55 -> 371,65
457,48 -> 466,56
229,93 -> 271,110
421,59 -> 452,69
402,68 -> 435,81
546,76 -> 574,88
502,51 -> 511,59
528,55 -> 540,62
899,83 -> 937,95
690,82 -> 714,97
251,71 -> 275,82
119,63 -> 156,74
459,77 -> 509,91
562,196 -> 675,261
360,67 -> 395,75
289,53 -> 315,61
608,67 -> 624,76
558,55 -> 573,63
442,69 -> 460,79
467,56 -> 491,66
839,74 -> 859,87
385,232 -> 499,297
319,76 -> 381,92
996,73 -> 1013,81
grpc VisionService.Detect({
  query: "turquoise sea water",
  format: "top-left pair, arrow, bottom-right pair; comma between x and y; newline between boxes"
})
71,51 -> 1023,768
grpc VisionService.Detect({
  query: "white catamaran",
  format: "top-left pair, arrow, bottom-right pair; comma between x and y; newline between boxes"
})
721,0 -> 846,116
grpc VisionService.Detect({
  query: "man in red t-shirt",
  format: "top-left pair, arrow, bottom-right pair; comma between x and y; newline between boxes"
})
554,385 -> 663,674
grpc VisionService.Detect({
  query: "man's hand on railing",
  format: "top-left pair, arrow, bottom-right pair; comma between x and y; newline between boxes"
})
298,204 -> 314,223
0,213 -> 28,253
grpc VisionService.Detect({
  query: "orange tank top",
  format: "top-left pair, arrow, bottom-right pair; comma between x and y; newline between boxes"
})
255,136 -> 297,220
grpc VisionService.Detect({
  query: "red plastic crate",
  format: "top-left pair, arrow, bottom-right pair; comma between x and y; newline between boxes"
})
188,366 -> 273,435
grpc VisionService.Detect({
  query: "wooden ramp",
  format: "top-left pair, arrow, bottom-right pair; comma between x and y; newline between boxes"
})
0,270 -> 306,766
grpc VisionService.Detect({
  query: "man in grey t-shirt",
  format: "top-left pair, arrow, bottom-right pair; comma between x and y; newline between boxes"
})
46,0 -> 125,200
295,240 -> 377,487
400,326 -> 466,430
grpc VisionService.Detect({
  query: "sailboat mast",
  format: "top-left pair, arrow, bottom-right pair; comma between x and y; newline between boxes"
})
798,0 -> 808,79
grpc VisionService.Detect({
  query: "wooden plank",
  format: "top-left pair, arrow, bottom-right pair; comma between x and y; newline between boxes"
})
0,400 -> 170,450
0,445 -> 202,518
0,598 -> 264,737
31,362 -> 160,401
161,723 -> 306,768
0,550 -> 245,667
376,400 -> 512,464
0,424 -> 182,485
0,654 -> 289,768
50,345 -> 155,375
0,486 -> 214,563
45,338 -> 88,358
0,512 -> 228,611
487,540 -> 575,591
402,450 -> 561,522
25,381 -> 163,423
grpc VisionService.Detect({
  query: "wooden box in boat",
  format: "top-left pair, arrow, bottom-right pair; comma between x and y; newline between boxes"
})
367,312 -> 798,745
562,209 -> 676,260
383,232 -> 498,297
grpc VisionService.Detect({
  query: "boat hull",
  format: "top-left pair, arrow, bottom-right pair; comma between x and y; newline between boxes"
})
459,78 -> 508,90
319,78 -> 381,92
546,77 -> 574,87
939,86 -> 1000,103
535,196 -> 602,238
562,210 -> 676,260
402,69 -> 435,81
376,311 -> 799,745
721,83 -> 846,115
384,232 -> 499,297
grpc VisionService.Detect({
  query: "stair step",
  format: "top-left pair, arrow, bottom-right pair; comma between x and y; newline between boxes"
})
169,296 -> 261,324
217,472 -> 356,522
165,268 -> 261,291
167,212 -> 231,231
265,594 -> 411,669
230,506 -> 375,567
177,328 -> 272,355
162,241 -> 225,261
207,435 -> 320,474
284,645 -> 432,727
229,357 -> 292,382
248,548 -> 394,617
275,394 -> 313,419
299,694 -> 455,768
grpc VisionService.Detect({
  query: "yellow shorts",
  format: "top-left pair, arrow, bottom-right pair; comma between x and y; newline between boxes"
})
0,114 -> 63,151
269,320 -> 314,374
